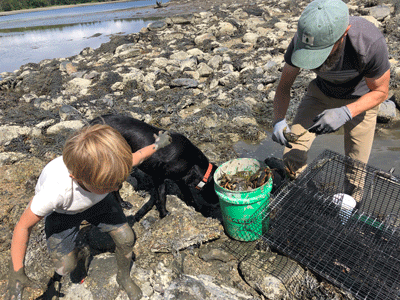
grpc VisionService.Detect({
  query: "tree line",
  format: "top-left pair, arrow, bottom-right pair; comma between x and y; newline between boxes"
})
0,0 -> 116,12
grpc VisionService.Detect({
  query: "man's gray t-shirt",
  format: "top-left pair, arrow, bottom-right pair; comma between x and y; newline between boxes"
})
284,16 -> 390,99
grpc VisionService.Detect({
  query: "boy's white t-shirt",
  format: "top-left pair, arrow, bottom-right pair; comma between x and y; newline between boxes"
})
30,156 -> 109,217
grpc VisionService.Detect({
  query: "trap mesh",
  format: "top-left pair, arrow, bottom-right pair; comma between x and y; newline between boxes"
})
226,150 -> 400,300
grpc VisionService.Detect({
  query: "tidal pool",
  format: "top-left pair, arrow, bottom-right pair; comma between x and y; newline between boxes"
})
234,126 -> 400,176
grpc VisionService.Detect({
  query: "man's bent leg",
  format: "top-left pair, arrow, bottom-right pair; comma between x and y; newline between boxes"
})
343,105 -> 378,203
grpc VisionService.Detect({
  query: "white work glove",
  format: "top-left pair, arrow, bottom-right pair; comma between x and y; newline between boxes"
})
272,119 -> 292,148
308,106 -> 352,135
154,131 -> 172,150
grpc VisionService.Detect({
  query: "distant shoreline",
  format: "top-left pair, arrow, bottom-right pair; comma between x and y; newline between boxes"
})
0,0 -> 142,16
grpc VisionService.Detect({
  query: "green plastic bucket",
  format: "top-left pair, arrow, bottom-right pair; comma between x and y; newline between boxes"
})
214,158 -> 273,241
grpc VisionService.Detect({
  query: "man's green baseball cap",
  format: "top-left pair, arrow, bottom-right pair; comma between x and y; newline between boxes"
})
291,0 -> 349,69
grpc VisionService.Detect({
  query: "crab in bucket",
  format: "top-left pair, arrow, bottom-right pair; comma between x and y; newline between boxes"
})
218,166 -> 272,191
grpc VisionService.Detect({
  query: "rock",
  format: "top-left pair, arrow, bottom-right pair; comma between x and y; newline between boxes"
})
198,62 -> 214,77
19,93 -> 38,103
46,120 -> 85,135
114,43 -> 142,59
60,60 -> 78,74
208,55 -> 223,69
65,63 -> 78,75
199,248 -> 236,262
148,20 -> 168,31
169,14 -> 194,24
135,197 -> 223,254
242,32 -> 259,44
369,5 -> 391,21
219,21 -> 237,36
64,78 -> 92,95
239,251 -> 305,299
170,78 -> 199,88
0,125 -> 41,146
164,274 -> 255,299
194,33 -> 216,45
378,99 -> 397,123
0,152 -> 27,166
392,90 -> 400,110
180,56 -> 198,71
59,104 -> 82,121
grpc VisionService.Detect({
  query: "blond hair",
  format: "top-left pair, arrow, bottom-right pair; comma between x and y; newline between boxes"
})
63,124 -> 132,189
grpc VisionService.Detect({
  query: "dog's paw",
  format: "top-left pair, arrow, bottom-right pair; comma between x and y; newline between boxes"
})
159,210 -> 170,219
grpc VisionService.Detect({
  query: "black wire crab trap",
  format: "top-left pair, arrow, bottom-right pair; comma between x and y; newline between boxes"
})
230,149 -> 400,300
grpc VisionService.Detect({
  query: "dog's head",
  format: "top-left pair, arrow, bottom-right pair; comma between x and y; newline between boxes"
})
183,163 -> 220,205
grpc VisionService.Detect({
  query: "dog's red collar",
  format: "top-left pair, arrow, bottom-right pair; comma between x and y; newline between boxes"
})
196,163 -> 213,190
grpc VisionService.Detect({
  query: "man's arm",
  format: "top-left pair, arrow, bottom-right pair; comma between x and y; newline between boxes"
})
309,69 -> 391,135
346,69 -> 390,118
271,63 -> 301,147
273,63 -> 301,124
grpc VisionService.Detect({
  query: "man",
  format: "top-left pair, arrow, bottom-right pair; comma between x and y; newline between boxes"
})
271,0 -> 390,185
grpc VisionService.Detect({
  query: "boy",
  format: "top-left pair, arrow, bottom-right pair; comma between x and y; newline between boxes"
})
7,124 -> 172,300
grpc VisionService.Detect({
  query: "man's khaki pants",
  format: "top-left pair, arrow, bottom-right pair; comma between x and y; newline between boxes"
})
283,80 -> 379,202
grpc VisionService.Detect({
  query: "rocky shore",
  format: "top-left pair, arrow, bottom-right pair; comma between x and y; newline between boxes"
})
1,0 -> 400,299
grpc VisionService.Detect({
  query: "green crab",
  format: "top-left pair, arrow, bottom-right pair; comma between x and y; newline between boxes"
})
283,127 -> 308,144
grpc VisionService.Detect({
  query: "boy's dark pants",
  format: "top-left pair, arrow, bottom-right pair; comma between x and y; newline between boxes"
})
45,193 -> 139,295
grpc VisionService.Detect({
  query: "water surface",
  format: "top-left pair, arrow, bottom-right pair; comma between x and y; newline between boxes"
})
0,1 -> 167,73
235,126 -> 400,176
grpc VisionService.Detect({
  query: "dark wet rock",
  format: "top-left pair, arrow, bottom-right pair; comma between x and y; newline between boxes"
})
392,90 -> 400,110
148,20 -> 168,31
243,6 -> 264,16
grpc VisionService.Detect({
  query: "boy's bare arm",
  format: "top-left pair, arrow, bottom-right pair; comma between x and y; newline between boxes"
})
132,131 -> 172,167
8,201 -> 45,299
11,202 -> 43,271
132,144 -> 159,166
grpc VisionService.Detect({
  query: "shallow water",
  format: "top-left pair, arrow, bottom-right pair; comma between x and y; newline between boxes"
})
0,1 -> 168,73
234,125 -> 400,176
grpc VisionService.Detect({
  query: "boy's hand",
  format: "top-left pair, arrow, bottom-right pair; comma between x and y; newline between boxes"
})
7,267 -> 45,300
154,131 -> 172,150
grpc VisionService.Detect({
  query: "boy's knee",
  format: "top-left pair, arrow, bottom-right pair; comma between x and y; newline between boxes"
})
52,251 -> 79,276
110,224 -> 135,249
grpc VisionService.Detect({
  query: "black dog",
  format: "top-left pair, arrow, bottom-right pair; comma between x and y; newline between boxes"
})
90,114 -> 220,218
